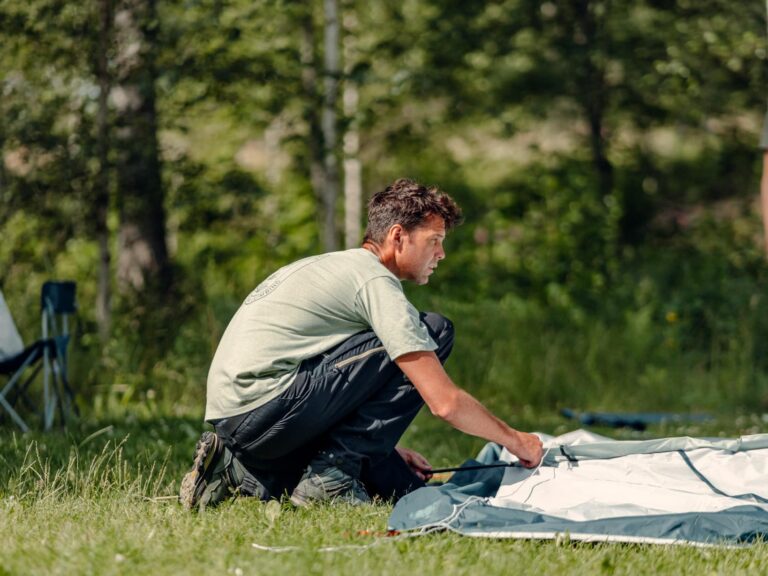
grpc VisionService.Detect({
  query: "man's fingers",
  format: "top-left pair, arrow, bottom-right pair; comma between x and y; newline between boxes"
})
413,454 -> 431,469
398,447 -> 431,471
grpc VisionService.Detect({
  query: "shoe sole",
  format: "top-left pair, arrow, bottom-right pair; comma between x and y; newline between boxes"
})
179,431 -> 220,510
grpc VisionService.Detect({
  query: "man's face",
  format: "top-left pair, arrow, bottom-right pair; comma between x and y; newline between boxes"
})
396,214 -> 446,285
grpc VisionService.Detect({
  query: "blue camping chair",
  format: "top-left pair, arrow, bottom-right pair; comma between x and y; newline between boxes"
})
0,281 -> 78,431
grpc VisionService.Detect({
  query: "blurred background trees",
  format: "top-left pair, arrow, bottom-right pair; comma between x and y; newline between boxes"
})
1,0 -> 766,414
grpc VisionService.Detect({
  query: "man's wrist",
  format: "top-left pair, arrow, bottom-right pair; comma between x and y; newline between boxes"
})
502,428 -> 524,454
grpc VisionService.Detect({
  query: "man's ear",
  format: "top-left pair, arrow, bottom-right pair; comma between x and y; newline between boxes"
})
389,224 -> 404,247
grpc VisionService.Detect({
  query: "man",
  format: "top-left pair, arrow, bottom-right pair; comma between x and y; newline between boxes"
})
179,178 -> 543,510
761,111 -> 768,256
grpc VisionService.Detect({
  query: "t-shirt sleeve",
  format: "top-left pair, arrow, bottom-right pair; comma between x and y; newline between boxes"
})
761,111 -> 768,150
355,276 -> 437,360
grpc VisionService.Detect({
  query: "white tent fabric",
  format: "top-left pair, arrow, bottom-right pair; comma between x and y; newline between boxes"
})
389,430 -> 768,546
491,430 -> 768,523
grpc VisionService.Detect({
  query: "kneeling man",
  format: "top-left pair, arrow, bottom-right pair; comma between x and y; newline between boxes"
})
180,178 -> 543,509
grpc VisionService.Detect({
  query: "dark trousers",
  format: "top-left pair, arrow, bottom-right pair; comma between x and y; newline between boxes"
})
213,312 -> 454,502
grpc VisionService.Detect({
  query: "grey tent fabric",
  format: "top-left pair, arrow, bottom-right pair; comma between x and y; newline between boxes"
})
388,430 -> 768,546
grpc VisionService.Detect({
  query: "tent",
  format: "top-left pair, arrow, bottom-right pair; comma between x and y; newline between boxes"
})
388,430 -> 768,546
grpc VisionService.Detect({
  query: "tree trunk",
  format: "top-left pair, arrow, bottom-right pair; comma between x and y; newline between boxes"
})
342,8 -> 361,249
0,133 -> 5,206
300,7 -> 326,237
761,151 -> 768,258
343,85 -> 362,249
321,0 -> 340,251
586,95 -> 613,201
574,0 -> 613,200
762,2 -> 768,259
95,0 -> 112,342
113,0 -> 170,294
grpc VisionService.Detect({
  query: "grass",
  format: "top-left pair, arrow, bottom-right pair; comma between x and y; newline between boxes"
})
1,411 -> 768,575
3,293 -> 768,574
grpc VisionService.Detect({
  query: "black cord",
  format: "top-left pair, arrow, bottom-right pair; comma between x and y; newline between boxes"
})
427,462 -> 516,474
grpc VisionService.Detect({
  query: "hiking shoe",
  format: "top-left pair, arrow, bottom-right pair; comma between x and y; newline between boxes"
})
290,453 -> 371,506
179,431 -> 238,511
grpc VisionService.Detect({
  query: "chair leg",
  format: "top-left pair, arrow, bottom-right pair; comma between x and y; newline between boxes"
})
0,392 -> 30,433
14,364 -> 43,413
55,376 -> 67,427
49,357 -> 77,426
59,367 -> 79,418
0,352 -> 38,433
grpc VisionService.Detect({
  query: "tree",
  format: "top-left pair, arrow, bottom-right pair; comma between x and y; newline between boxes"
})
95,0 -> 113,341
0,0 -> 99,297
299,0 -> 341,252
321,0 -> 341,251
113,0 -> 171,295
342,5 -> 362,248
300,4 -> 328,249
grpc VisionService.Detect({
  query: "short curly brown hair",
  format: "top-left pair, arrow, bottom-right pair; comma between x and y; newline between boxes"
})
363,178 -> 463,244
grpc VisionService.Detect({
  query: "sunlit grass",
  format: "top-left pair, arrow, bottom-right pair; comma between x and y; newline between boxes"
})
2,414 -> 768,575
3,294 -> 768,573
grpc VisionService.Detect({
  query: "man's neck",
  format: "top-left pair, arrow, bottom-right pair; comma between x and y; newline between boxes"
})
362,241 -> 399,278
362,241 -> 381,259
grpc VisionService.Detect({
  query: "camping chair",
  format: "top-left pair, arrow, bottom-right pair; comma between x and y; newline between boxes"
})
0,281 -> 79,432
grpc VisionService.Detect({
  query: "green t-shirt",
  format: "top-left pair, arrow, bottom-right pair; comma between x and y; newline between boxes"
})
761,111 -> 768,150
205,248 -> 437,420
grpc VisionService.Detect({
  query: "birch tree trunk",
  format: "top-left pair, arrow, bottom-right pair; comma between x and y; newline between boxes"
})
321,0 -> 340,252
342,8 -> 361,249
343,86 -> 361,249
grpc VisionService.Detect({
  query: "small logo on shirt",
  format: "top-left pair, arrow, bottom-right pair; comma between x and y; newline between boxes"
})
243,254 -> 330,305
244,276 -> 282,305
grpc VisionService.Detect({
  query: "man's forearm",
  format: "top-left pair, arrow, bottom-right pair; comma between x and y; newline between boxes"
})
439,388 -> 528,452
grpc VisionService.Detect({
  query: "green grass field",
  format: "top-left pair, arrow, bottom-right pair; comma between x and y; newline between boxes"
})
2,409 -> 768,575
3,295 -> 768,575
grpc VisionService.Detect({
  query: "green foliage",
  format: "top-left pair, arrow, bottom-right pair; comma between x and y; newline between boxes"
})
1,0 -> 768,416
408,294 -> 767,414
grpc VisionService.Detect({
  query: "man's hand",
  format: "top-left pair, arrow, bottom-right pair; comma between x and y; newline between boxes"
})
507,431 -> 544,468
396,446 -> 432,480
